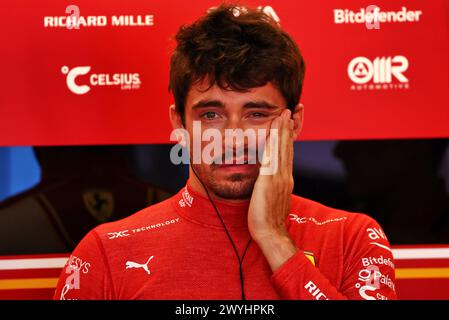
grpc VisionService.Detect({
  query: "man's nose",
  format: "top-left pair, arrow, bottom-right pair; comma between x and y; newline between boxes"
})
223,117 -> 246,151
225,114 -> 244,130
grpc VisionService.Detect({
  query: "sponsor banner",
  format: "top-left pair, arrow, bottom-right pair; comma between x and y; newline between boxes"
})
0,0 -> 448,145
393,245 -> 449,299
0,254 -> 69,300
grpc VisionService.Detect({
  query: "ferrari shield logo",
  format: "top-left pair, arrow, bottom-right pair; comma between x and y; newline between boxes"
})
304,251 -> 316,266
82,190 -> 114,222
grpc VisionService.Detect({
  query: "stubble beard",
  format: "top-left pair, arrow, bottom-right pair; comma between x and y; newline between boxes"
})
192,164 -> 258,200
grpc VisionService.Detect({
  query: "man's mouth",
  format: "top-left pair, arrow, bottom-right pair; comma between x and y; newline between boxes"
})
213,156 -> 259,173
215,155 -> 257,165
218,162 -> 250,166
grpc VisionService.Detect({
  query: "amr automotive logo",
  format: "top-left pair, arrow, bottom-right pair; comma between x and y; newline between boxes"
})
347,55 -> 409,90
61,65 -> 141,95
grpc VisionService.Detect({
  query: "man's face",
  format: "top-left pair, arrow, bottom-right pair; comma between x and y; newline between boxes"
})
181,79 -> 288,200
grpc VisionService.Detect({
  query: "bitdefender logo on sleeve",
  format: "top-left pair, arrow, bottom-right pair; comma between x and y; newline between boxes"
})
61,65 -> 141,95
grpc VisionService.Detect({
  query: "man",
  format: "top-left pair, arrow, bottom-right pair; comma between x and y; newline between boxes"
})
54,3 -> 396,300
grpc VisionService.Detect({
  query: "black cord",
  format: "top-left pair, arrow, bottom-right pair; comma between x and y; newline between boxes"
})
190,164 -> 252,300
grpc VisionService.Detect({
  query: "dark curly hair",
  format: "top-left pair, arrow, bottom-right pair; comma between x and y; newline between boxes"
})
168,2 -> 305,122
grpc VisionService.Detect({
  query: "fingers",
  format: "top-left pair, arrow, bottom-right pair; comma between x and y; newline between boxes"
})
279,110 -> 294,193
279,109 -> 293,178
260,109 -> 293,177
260,116 -> 277,175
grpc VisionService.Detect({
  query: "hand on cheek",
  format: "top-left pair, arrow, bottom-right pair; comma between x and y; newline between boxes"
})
248,108 -> 297,272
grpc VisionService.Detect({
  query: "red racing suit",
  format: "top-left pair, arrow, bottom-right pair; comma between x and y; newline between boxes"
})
54,179 -> 397,300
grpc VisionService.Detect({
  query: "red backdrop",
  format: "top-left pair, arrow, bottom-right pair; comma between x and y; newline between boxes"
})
1,0 -> 448,146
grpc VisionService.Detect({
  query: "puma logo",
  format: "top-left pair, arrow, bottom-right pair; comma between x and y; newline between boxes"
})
125,256 -> 154,275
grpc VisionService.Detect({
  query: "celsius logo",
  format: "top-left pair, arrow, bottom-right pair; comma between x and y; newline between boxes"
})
347,56 -> 409,90
61,65 -> 141,95
62,66 -> 91,95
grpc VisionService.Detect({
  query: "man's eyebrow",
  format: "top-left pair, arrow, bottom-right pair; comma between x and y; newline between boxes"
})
191,99 -> 224,110
191,99 -> 280,110
243,101 -> 280,109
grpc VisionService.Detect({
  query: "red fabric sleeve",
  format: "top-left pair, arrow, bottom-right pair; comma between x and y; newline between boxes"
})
53,228 -> 115,300
270,215 -> 397,300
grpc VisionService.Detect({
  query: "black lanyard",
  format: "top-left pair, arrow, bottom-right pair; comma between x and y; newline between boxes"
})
191,165 -> 252,300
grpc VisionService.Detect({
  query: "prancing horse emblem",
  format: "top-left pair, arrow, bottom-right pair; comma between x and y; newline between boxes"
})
82,190 -> 114,222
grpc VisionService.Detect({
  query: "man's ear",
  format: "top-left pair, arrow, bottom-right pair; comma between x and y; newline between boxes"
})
292,103 -> 304,140
169,104 -> 184,130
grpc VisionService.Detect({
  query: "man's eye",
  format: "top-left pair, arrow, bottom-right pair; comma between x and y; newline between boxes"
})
200,111 -> 220,120
248,112 -> 267,118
